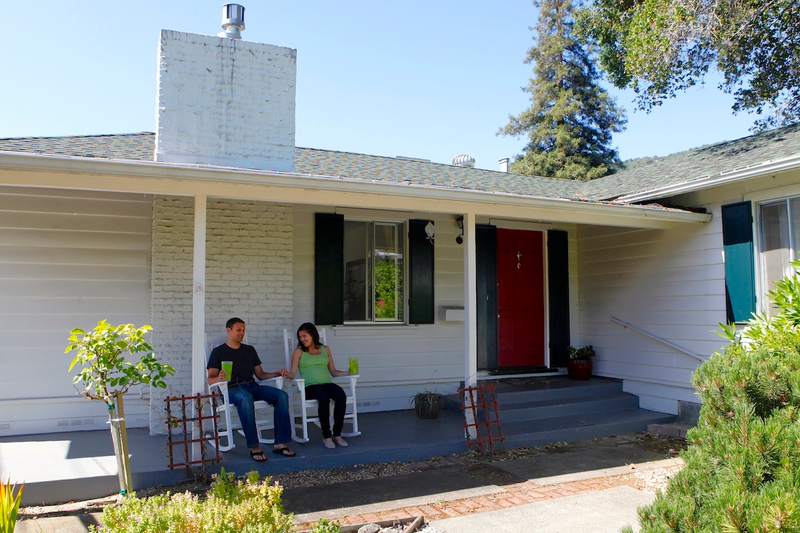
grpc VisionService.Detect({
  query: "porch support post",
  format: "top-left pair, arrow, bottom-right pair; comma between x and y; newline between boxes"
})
463,212 -> 478,439
191,193 -> 207,461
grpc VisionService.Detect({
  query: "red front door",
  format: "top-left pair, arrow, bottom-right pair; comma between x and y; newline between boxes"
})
497,229 -> 545,367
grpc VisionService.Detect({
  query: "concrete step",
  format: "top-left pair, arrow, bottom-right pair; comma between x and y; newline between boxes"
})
494,380 -> 624,407
500,409 -> 676,449
496,393 -> 640,423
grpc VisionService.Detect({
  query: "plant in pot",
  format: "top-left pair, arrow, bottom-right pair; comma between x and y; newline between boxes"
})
567,345 -> 595,380
412,391 -> 442,419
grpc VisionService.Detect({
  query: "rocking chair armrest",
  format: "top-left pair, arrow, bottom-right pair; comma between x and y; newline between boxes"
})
257,376 -> 283,389
286,376 -> 306,392
208,380 -> 230,404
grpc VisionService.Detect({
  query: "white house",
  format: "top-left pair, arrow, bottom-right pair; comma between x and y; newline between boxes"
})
1,6 -> 799,438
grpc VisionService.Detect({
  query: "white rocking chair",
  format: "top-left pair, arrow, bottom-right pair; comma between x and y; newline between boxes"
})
282,328 -> 361,442
206,335 -> 283,451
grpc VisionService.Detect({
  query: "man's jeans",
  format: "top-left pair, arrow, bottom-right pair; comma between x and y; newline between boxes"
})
227,382 -> 292,448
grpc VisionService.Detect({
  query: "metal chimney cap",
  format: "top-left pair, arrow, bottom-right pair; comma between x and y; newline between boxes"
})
218,4 -> 245,39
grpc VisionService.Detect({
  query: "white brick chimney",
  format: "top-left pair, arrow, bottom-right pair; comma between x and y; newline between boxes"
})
155,14 -> 296,172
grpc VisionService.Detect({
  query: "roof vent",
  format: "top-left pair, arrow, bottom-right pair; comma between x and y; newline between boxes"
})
218,4 -> 245,39
451,154 -> 475,168
498,157 -> 510,172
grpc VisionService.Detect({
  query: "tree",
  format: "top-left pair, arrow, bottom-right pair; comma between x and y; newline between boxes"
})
628,263 -> 800,531
500,0 -> 626,181
579,0 -> 800,131
67,321 -> 175,496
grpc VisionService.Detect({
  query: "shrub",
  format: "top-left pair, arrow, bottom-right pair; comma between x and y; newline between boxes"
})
0,480 -> 24,533
631,262 -> 800,531
97,470 -> 295,533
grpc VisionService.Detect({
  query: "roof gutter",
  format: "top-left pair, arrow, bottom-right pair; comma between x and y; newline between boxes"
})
0,151 -> 711,224
618,154 -> 800,203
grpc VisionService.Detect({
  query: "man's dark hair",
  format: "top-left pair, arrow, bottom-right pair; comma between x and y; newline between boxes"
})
226,317 -> 245,329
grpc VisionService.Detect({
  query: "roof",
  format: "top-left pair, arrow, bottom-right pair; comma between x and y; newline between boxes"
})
584,123 -> 800,200
1,124 -> 798,202
0,133 -> 582,200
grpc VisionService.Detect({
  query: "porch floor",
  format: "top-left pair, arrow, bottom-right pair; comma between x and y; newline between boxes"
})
3,377 -> 675,506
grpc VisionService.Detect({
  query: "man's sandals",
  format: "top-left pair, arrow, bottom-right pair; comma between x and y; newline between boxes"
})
272,445 -> 296,458
249,449 -> 268,463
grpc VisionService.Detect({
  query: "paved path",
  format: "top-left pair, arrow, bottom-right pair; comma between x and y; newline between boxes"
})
431,485 -> 651,532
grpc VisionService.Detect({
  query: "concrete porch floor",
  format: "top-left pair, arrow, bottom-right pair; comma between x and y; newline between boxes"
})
2,409 -> 467,506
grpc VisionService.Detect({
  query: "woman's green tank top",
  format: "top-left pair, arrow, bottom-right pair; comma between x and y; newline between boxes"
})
299,346 -> 333,387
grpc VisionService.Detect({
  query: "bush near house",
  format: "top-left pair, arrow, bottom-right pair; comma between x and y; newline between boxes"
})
631,263 -> 800,531
96,470 -> 339,533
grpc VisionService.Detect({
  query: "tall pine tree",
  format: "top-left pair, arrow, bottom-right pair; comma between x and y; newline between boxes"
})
501,0 -> 625,181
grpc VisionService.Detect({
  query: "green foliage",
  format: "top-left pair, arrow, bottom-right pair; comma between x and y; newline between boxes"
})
578,0 -> 800,130
634,261 -> 800,531
309,519 -> 341,533
0,480 -> 23,533
96,470 -> 295,533
374,260 -> 402,320
500,0 -> 626,181
66,321 -> 175,403
567,345 -> 595,360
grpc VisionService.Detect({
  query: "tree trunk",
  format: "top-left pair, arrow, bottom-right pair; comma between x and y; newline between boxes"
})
115,393 -> 134,493
106,401 -> 129,496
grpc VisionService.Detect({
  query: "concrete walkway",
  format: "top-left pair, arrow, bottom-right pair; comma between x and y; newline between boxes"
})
431,485 -> 651,532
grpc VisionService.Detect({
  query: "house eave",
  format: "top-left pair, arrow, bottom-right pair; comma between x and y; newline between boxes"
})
617,154 -> 800,203
0,150 -> 711,227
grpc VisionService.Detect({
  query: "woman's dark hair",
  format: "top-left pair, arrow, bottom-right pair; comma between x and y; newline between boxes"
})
296,322 -> 322,352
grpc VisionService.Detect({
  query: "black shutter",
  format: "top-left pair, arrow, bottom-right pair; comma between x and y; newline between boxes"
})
476,225 -> 498,370
314,213 -> 344,325
547,230 -> 570,367
408,219 -> 435,324
722,202 -> 756,323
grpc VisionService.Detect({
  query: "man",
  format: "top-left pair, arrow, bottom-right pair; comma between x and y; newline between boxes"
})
207,317 -> 295,462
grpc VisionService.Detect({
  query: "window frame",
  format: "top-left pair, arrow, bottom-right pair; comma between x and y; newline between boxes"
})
342,217 -> 408,325
756,195 -> 799,314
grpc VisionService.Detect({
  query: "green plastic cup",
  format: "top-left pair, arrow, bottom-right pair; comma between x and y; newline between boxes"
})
348,358 -> 359,375
221,361 -> 233,382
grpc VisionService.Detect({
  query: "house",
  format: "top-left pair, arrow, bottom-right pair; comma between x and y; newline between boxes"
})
1,6 -> 799,439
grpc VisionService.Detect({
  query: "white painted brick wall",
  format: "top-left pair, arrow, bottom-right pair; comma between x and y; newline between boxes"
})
155,29 -> 296,172
149,197 -> 293,433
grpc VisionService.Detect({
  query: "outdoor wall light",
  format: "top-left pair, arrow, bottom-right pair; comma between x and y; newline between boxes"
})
455,216 -> 464,245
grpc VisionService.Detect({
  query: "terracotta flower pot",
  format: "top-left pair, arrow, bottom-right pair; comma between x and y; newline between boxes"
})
567,359 -> 592,380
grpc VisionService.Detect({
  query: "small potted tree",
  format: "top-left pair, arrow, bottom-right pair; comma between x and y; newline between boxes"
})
67,321 -> 175,496
567,345 -> 595,380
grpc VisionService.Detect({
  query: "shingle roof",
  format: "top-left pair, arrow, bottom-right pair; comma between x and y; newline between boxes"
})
0,133 -> 582,200
583,123 -> 800,200
1,125 -> 799,201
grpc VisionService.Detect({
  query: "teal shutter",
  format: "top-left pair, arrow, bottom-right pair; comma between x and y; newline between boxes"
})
721,202 -> 756,323
315,213 -> 344,325
408,220 -> 435,324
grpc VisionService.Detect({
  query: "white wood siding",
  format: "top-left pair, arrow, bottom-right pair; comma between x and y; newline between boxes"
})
577,170 -> 800,414
0,187 -> 152,436
293,207 -> 580,411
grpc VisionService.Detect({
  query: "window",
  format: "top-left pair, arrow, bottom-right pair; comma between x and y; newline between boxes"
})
759,198 -> 800,314
343,221 -> 405,322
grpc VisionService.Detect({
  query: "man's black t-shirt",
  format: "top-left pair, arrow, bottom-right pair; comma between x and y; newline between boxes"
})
207,343 -> 262,386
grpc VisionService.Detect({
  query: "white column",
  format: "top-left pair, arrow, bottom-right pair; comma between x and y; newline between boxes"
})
191,194 -> 207,461
463,212 -> 478,439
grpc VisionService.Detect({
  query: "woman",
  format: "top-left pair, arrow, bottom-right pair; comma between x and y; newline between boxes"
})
288,322 -> 351,448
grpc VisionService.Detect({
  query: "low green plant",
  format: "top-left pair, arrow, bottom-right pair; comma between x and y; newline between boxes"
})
567,345 -> 595,360
0,479 -> 24,533
309,519 -> 341,533
97,470 -> 295,532
629,261 -> 800,531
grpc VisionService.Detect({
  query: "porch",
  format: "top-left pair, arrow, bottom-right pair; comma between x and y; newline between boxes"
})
2,377 -> 674,506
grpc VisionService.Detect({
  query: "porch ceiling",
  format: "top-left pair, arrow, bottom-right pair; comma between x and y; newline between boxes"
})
0,151 -> 711,229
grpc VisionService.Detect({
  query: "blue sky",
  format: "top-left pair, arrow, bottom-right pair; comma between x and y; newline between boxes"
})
2,1 -> 757,170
